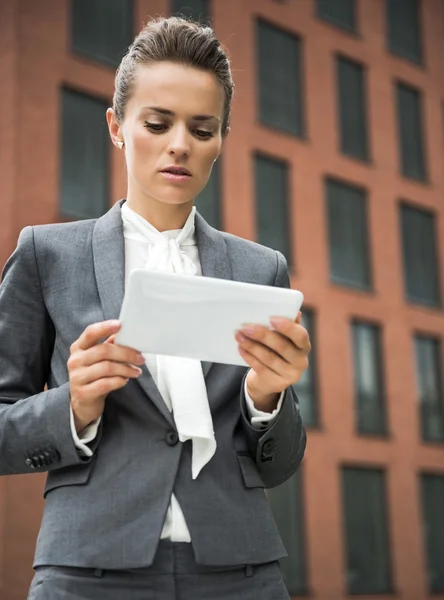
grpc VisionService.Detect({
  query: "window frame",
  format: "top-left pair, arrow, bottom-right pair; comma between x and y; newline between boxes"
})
70,0 -> 134,69
325,177 -> 373,291
253,151 -> 293,269
255,18 -> 306,138
59,86 -> 111,221
335,53 -> 370,162
340,465 -> 394,595
413,333 -> 444,444
351,319 -> 388,437
316,0 -> 357,33
395,80 -> 428,182
399,201 -> 441,309
386,0 -> 423,65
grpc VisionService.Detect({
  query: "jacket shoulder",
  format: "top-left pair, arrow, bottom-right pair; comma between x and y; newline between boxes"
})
31,218 -> 96,247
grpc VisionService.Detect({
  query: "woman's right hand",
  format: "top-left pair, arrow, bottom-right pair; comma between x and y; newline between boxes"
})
68,320 -> 145,434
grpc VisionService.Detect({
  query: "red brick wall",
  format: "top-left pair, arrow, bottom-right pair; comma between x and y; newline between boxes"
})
1,1 -> 444,599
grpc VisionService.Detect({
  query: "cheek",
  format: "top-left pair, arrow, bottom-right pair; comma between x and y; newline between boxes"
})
198,142 -> 221,174
132,129 -> 153,158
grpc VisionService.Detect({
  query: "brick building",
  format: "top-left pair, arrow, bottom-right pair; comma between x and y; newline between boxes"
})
1,1 -> 444,599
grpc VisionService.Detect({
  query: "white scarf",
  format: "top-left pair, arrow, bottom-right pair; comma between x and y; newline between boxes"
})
121,203 -> 217,479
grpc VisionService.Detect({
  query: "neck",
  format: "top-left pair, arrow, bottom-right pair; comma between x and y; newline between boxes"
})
125,187 -> 194,232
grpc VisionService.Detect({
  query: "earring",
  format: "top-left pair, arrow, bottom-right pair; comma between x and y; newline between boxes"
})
116,141 -> 124,149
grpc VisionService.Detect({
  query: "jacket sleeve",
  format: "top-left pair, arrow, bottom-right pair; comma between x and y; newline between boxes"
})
0,227 -> 97,476
239,250 -> 307,489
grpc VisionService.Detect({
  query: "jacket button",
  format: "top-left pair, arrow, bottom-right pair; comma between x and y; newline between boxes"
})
25,457 -> 36,469
261,439 -> 275,461
25,445 -> 61,469
165,430 -> 179,446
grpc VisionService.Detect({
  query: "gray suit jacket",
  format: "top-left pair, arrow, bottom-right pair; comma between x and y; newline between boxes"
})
0,200 -> 306,569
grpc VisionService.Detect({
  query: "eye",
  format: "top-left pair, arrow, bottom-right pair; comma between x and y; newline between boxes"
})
144,122 -> 168,133
194,129 -> 214,139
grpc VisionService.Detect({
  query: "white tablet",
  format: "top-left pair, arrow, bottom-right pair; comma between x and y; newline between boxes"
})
115,269 -> 304,367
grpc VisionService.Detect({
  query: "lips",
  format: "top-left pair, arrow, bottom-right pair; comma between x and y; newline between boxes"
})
161,167 -> 191,176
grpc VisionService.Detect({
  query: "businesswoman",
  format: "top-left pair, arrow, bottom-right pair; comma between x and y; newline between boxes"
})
0,16 -> 309,600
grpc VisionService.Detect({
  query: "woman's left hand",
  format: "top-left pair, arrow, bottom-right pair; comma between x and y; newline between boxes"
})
235,312 -> 311,412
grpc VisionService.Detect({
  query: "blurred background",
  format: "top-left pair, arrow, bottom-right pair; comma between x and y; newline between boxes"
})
1,0 -> 444,599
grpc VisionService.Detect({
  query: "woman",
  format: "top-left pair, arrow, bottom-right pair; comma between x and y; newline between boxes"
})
0,16 -> 309,600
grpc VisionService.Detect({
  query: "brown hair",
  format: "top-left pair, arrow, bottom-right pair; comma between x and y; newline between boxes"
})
113,16 -> 234,135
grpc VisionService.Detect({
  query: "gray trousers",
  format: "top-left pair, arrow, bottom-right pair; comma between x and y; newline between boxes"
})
28,541 -> 290,600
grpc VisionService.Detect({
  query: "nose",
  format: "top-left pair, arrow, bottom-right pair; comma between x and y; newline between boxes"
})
167,124 -> 191,158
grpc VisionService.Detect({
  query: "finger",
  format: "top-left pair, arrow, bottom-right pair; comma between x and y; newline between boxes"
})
269,317 -> 311,352
295,311 -> 302,324
106,334 -> 117,344
238,346 -> 284,389
236,334 -> 295,378
69,343 -> 145,370
71,320 -> 122,353
80,376 -> 131,399
73,361 -> 142,386
239,325 -> 301,364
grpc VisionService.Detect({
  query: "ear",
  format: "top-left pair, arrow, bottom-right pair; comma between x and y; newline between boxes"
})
106,108 -> 124,149
222,126 -> 231,142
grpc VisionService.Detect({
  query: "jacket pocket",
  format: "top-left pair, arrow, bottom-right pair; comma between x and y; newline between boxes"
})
237,453 -> 265,488
43,454 -> 97,498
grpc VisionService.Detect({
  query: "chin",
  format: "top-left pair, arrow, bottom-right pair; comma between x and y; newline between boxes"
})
152,192 -> 194,206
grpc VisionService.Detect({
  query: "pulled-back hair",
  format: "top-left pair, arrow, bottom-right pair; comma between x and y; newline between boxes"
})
113,16 -> 234,134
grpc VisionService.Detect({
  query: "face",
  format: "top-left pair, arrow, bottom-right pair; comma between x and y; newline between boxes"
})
107,61 -> 226,211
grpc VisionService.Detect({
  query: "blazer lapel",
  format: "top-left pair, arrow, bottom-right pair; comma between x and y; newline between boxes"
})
195,212 -> 233,378
92,200 -> 175,427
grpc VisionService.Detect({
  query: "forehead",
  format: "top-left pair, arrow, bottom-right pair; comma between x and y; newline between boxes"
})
128,61 -> 224,119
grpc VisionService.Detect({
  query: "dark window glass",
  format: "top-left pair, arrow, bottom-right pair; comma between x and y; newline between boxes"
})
421,474 -> 444,592
256,20 -> 304,136
400,204 -> 440,307
60,89 -> 109,220
326,179 -> 371,289
342,468 -> 392,594
254,154 -> 292,264
352,322 -> 387,435
195,160 -> 221,229
268,470 -> 307,595
396,83 -> 427,180
336,56 -> 369,160
317,0 -> 356,31
71,0 -> 133,68
296,310 -> 318,427
414,336 -> 444,442
387,0 -> 422,64
171,0 -> 210,22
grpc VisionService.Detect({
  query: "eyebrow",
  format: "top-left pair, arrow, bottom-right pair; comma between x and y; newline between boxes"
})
142,106 -> 220,123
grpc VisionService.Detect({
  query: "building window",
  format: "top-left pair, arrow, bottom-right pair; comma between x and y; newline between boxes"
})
60,89 -> 110,220
396,83 -> 427,181
420,474 -> 444,593
414,336 -> 444,443
326,179 -> 371,290
387,0 -> 422,64
336,56 -> 369,160
256,20 -> 304,137
171,0 -> 210,22
341,467 -> 392,594
400,204 -> 440,307
194,160 -> 221,229
296,310 -> 319,427
254,154 -> 292,264
268,470 -> 307,595
352,322 -> 387,436
316,0 -> 356,32
71,0 -> 133,68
